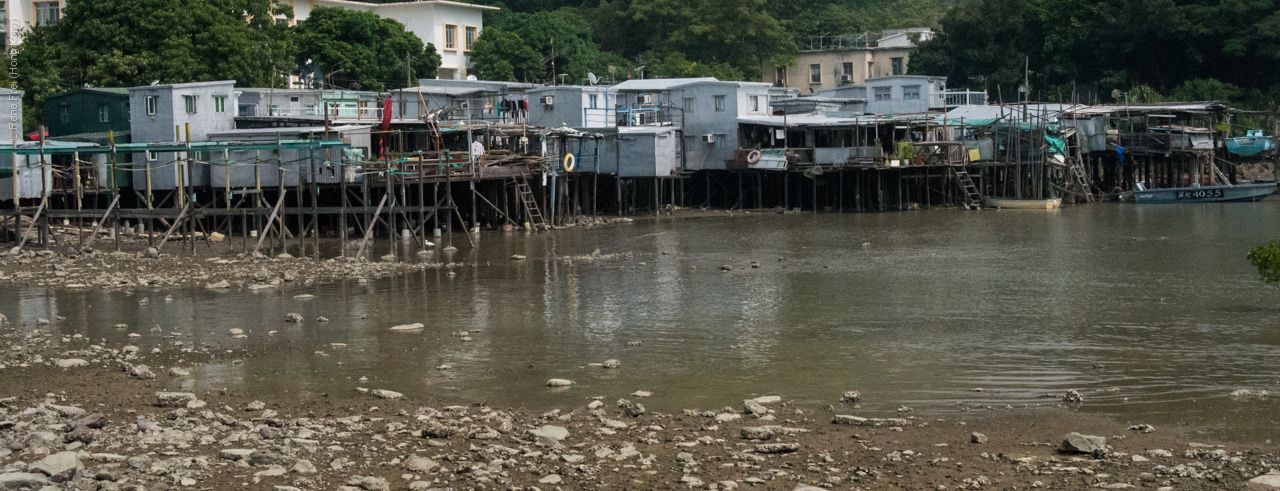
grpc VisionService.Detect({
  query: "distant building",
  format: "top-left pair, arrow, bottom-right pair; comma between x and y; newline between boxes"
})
3,0 -> 65,48
611,77 -> 774,172
128,81 -> 238,190
236,88 -> 382,118
45,88 -> 131,144
864,75 -> 947,114
526,85 -> 616,129
282,0 -> 498,80
764,29 -> 933,94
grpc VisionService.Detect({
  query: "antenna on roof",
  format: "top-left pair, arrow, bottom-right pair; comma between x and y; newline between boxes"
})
588,72 -> 598,85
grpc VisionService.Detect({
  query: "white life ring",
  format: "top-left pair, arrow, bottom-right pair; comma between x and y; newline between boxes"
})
747,149 -> 762,164
563,153 -> 576,172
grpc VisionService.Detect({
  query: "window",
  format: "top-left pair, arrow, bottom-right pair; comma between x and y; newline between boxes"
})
589,94 -> 598,109
465,26 -> 477,51
749,95 -> 760,112
59,105 -> 68,124
145,96 -> 157,115
146,151 -> 157,161
775,67 -> 786,86
34,1 -> 58,26
183,95 -> 196,114
444,24 -> 457,50
891,57 -> 904,76
714,95 -> 725,112
289,96 -> 299,103
213,95 -> 226,113
809,64 -> 821,84
714,134 -> 726,150
683,97 -> 694,114
874,86 -> 891,101
98,104 -> 109,123
842,62 -> 853,79
903,85 -> 921,100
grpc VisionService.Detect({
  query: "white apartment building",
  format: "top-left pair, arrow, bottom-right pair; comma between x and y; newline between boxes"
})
4,0 -> 64,47
283,0 -> 497,80
2,0 -> 495,80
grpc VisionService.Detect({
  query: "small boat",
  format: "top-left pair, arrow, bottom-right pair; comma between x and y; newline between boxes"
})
1120,182 -> 1277,203
1225,130 -> 1275,157
983,197 -> 1062,209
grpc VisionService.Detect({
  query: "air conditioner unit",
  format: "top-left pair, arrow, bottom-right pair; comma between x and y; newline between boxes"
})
539,96 -> 554,105
636,95 -> 652,104
701,134 -> 715,143
841,74 -> 851,82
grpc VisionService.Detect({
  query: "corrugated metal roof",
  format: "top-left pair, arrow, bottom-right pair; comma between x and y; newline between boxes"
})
1067,102 -> 1226,115
612,78 -> 719,91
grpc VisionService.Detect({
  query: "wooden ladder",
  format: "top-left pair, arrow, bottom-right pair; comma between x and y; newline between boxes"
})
514,175 -> 547,230
1069,161 -> 1095,202
952,168 -> 983,210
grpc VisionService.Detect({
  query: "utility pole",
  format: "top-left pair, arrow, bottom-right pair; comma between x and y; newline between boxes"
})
550,38 -> 556,85
406,52 -> 413,88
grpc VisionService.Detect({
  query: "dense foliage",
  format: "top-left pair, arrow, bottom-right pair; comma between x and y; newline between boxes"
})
910,0 -> 1280,109
1247,240 -> 1280,284
294,7 -> 441,91
10,0 -> 438,128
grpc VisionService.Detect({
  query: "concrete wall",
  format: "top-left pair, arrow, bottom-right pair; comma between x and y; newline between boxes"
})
765,46 -> 916,94
617,128 -> 677,178
526,86 -> 615,128
865,76 -> 946,114
679,82 -> 772,171
129,81 -> 238,189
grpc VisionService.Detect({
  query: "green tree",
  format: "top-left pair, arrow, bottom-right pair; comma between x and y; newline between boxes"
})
1247,240 -> 1280,284
469,28 -> 543,82
1171,78 -> 1242,102
294,6 -> 440,91
486,8 -> 632,84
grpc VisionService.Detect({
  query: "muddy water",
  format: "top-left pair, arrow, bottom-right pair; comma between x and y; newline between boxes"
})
7,203 -> 1280,439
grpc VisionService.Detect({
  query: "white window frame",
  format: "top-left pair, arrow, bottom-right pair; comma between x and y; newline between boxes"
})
809,64 -> 821,84
683,97 -> 694,114
749,95 -> 759,112
589,94 -> 598,109
34,1 -> 58,26
145,96 -> 157,115
874,87 -> 891,101
214,95 -> 226,113
98,104 -> 109,123
58,105 -> 68,124
903,85 -> 921,100
714,95 -> 725,112
183,95 -> 197,114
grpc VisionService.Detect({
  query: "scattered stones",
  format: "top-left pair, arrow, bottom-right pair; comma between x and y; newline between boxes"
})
617,398 -> 646,417
128,364 -> 156,380
971,432 -> 988,444
744,399 -> 768,417
1063,389 -> 1084,403
840,391 -> 861,403
602,359 -> 621,369
1128,423 -> 1155,433
402,455 -> 438,473
155,391 -> 197,408
546,378 -> 574,387
538,474 -> 562,484
755,443 -> 800,454
285,313 -> 303,323
741,427 -> 775,440
528,425 -> 569,441
1060,432 -> 1106,454
370,389 -> 403,399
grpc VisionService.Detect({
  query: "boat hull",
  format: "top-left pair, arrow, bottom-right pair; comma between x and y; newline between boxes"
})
1120,183 -> 1277,203
983,197 -> 1062,209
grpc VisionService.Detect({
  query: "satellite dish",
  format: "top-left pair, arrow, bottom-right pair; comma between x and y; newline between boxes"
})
466,75 -> 478,81
587,72 -> 598,85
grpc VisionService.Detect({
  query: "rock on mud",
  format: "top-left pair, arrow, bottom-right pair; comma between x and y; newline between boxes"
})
546,378 -> 574,387
1060,432 -> 1106,454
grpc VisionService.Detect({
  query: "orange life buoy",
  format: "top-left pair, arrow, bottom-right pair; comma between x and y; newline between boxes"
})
747,150 -> 762,164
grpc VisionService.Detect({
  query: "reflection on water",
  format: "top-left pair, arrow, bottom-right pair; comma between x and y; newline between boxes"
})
7,202 -> 1280,439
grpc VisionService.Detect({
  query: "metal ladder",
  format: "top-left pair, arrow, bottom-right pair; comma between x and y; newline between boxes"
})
514,175 -> 547,230
1069,161 -> 1095,202
952,168 -> 983,210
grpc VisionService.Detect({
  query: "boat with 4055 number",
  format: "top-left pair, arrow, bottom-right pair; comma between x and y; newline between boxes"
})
1119,182 -> 1277,203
